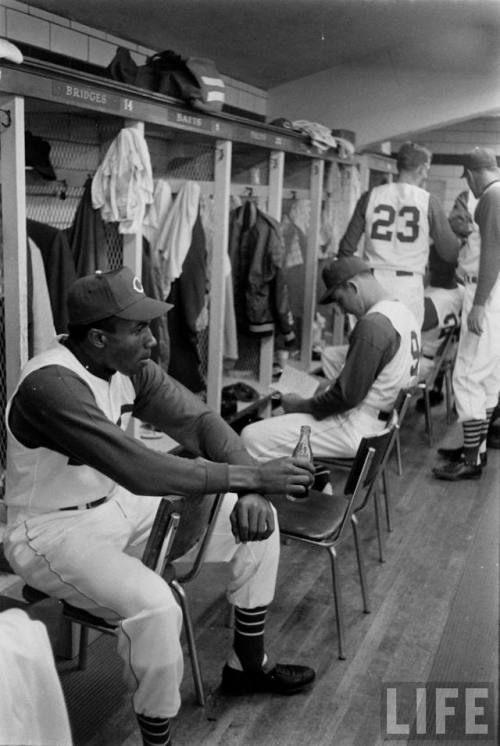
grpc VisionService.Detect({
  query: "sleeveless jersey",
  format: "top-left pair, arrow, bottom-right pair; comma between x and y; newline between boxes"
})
362,300 -> 421,413
364,183 -> 431,275
5,338 -> 136,512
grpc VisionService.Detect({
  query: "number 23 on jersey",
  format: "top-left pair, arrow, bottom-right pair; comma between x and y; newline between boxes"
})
370,204 -> 420,243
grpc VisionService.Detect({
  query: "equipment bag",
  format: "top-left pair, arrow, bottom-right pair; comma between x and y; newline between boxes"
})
107,47 -> 225,112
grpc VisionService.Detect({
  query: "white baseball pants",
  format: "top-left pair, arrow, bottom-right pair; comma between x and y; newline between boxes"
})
452,278 -> 500,422
4,490 -> 279,718
240,406 -> 385,461
372,269 -> 423,329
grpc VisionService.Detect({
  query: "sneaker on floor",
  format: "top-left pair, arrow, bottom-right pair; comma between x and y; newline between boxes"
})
221,662 -> 315,696
432,461 -> 482,481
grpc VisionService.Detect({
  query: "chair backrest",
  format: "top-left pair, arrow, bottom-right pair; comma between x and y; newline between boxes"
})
344,419 -> 396,498
421,323 -> 458,389
142,493 -> 225,581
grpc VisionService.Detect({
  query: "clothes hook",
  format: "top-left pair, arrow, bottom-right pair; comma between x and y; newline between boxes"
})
0,109 -> 11,129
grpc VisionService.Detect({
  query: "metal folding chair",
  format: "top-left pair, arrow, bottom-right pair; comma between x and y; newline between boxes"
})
417,324 -> 459,445
270,423 -> 394,660
23,492 -> 226,707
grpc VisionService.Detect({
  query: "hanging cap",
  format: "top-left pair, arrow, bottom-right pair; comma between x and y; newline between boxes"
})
461,147 -> 498,177
319,256 -> 371,304
0,39 -> 23,65
25,131 -> 57,180
67,267 -> 172,325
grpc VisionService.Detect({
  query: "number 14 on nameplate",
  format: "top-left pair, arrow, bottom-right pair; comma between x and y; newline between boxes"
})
271,365 -> 319,398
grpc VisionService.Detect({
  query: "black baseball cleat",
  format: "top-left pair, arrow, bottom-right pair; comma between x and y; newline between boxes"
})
437,447 -> 487,467
221,662 -> 315,696
486,430 -> 500,449
432,462 -> 482,481
437,446 -> 464,462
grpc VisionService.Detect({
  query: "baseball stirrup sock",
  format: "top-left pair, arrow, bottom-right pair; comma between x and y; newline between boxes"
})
480,407 -> 495,453
136,714 -> 172,746
233,605 -> 267,672
462,419 -> 483,466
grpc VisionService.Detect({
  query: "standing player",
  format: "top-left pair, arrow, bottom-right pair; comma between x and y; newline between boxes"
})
434,148 -> 500,480
338,141 -> 459,328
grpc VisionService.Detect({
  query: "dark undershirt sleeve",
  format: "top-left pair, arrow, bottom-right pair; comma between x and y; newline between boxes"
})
8,364 -> 235,496
428,195 -> 460,263
473,184 -> 500,305
338,191 -> 370,257
310,314 -> 400,419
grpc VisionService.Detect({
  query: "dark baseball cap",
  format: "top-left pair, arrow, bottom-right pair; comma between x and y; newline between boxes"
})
319,256 -> 371,304
25,130 -> 57,181
67,267 -> 172,325
461,147 -> 498,176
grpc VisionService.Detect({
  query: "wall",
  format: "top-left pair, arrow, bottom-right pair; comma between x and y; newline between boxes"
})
0,0 -> 268,117
268,60 -> 500,150
393,117 -> 500,214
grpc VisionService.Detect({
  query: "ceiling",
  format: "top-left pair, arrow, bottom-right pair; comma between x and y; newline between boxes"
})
25,0 -> 500,90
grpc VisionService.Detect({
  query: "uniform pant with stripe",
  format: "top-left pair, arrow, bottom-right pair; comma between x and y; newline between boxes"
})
240,406 -> 386,461
4,490 -> 279,718
453,278 -> 500,422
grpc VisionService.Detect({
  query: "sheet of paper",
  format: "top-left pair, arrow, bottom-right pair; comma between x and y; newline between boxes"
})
270,364 -> 319,398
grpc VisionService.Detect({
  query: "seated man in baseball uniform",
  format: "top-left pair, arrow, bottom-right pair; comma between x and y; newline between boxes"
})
3,267 -> 315,746
240,257 -> 421,461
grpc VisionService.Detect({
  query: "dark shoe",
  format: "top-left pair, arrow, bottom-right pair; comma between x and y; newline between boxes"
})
416,390 -> 444,412
221,662 -> 315,696
437,447 -> 487,467
486,430 -> 500,449
437,446 -> 464,462
432,462 -> 482,481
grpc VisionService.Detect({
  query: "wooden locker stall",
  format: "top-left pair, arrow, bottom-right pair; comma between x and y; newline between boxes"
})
0,55 -> 356,458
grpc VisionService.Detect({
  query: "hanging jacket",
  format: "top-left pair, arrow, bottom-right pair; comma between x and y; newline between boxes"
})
67,176 -> 109,277
228,201 -> 296,342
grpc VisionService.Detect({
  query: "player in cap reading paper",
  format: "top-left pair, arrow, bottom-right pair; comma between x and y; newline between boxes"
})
3,267 -> 316,746
241,256 -> 421,461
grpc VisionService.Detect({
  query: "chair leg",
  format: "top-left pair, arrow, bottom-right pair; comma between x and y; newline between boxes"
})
423,387 -> 434,446
171,579 -> 205,707
351,515 -> 370,614
373,487 -> 385,563
326,547 -> 346,660
382,467 -> 393,532
444,365 -> 454,425
394,430 -> 403,476
78,624 -> 89,671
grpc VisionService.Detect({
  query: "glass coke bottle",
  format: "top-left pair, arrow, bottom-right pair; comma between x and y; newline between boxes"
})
287,425 -> 313,501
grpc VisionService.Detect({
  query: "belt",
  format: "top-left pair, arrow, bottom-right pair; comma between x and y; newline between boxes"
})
370,268 -> 414,277
60,496 -> 108,511
465,274 -> 478,284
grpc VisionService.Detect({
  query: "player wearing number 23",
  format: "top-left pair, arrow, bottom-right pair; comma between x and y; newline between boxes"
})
241,257 -> 421,461
339,141 -> 459,328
